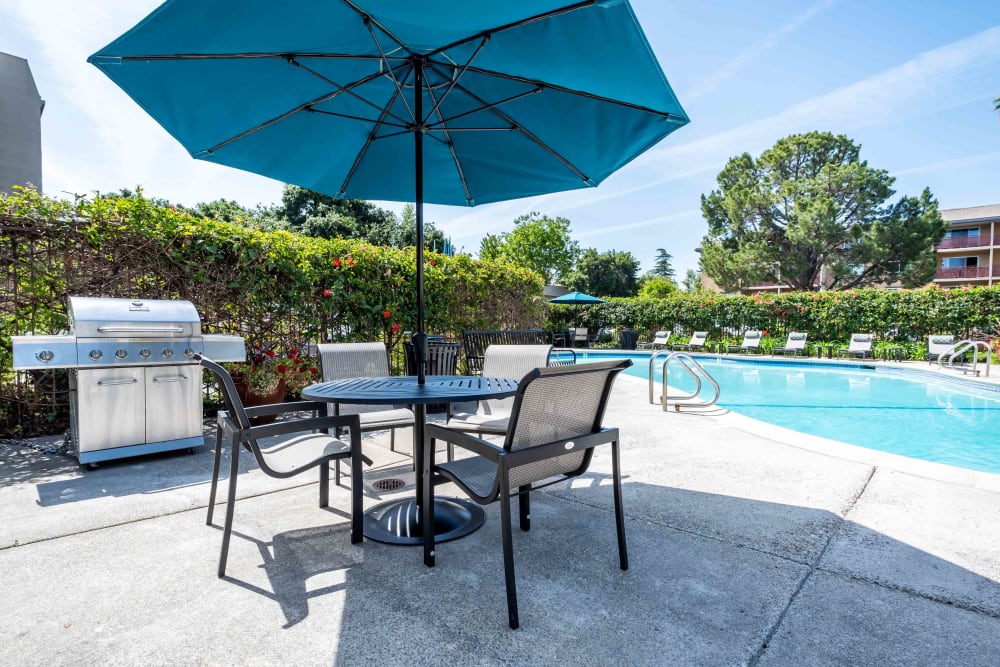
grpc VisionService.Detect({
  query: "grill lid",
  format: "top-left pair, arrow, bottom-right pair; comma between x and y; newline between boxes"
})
68,297 -> 201,338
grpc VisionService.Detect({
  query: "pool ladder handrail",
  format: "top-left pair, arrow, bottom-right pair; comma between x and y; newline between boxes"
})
648,350 -> 721,412
936,340 -> 991,377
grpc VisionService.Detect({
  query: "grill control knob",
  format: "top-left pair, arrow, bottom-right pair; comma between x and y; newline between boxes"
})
36,350 -> 55,363
161,348 -> 174,358
184,347 -> 196,358
115,348 -> 128,360
138,348 -> 152,359
89,349 -> 103,361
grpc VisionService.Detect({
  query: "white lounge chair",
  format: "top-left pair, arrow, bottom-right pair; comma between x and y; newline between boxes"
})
727,330 -> 762,354
672,331 -> 708,351
837,333 -> 873,359
639,330 -> 671,349
772,332 -> 808,356
927,335 -> 955,363
568,327 -> 589,348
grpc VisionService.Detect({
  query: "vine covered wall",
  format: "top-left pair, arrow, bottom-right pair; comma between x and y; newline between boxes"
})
0,188 -> 544,436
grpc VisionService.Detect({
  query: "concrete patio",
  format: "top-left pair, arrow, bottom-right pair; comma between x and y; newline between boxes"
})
1,373 -> 998,666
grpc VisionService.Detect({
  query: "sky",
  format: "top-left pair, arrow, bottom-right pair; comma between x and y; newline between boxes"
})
2,0 -> 999,279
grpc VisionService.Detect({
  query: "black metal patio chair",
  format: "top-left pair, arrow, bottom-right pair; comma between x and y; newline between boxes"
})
198,355 -> 363,578
424,358 -> 632,629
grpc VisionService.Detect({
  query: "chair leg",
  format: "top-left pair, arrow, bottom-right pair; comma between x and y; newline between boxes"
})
218,432 -> 241,578
335,459 -> 341,487
319,461 -> 329,508
611,439 -> 629,571
350,434 -> 363,544
390,427 -> 396,453
207,423 -> 224,526
518,485 -> 531,531
499,475 -> 519,629
447,442 -> 454,462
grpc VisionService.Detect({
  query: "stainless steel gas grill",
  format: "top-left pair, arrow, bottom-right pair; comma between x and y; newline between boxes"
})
11,297 -> 245,464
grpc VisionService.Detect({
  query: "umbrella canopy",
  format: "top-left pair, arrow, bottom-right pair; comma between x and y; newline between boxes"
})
548,291 -> 606,305
89,0 -> 689,381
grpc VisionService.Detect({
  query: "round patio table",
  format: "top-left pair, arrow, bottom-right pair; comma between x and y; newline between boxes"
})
302,375 -> 519,545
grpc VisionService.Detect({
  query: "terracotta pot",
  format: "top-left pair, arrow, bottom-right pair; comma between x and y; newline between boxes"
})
231,376 -> 286,426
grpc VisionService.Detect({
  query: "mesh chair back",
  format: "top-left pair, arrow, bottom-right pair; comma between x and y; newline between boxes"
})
849,334 -> 873,352
690,331 -> 708,345
785,332 -> 807,349
928,335 -> 955,355
318,342 -> 390,415
200,356 -> 252,431
503,359 -> 629,488
742,330 -> 762,346
481,344 -> 552,415
404,342 -> 460,376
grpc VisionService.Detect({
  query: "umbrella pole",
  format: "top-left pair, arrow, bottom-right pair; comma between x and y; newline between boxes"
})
413,60 -> 427,385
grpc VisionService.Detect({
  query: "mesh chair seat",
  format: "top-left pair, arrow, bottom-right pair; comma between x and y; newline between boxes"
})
256,433 -> 353,475
358,408 -> 416,430
444,411 -> 510,434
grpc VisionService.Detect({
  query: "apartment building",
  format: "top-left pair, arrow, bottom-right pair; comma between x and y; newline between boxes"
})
934,204 -> 1000,288
0,52 -> 44,195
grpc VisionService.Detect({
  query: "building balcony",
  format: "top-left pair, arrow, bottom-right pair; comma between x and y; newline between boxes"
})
936,235 -> 1000,250
934,266 -> 993,280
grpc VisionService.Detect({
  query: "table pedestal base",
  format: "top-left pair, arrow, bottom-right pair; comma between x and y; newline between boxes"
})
362,497 -> 485,545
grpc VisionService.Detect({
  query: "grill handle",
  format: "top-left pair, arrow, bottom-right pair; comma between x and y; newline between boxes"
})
97,378 -> 139,386
96,325 -> 186,334
152,375 -> 189,383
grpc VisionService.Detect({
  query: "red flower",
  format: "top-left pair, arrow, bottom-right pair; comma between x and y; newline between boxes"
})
333,258 -> 341,268
294,357 -> 302,365
277,364 -> 287,373
347,258 -> 355,266
383,310 -> 391,318
429,259 -> 435,266
298,366 -> 307,373
265,349 -> 276,358
781,312 -> 786,317
289,349 -> 299,358
762,329 -> 768,335
322,289 -> 332,297
392,323 -> 401,333
309,367 -> 318,375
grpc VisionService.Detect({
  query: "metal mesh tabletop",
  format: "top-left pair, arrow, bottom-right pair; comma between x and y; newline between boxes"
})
302,376 -> 518,405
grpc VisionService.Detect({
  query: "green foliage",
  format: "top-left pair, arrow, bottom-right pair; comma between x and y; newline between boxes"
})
564,248 -> 640,297
652,248 -> 675,279
638,275 -> 678,299
1,187 -> 544,436
546,286 -> 1000,361
682,268 -> 702,293
477,211 -> 579,284
700,131 -> 948,292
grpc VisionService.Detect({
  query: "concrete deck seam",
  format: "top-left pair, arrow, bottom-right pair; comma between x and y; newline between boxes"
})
746,460 -> 878,666
813,566 -> 1000,620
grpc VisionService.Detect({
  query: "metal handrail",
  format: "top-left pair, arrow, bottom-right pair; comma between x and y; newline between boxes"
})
937,339 -> 991,377
649,351 -> 721,411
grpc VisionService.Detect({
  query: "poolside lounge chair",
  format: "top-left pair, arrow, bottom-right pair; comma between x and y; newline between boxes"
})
727,330 -> 763,354
772,332 -> 808,356
837,333 -> 873,359
425,359 -> 632,629
319,342 -> 415,482
638,330 -> 671,349
672,331 -> 708,351
198,355 -> 363,578
568,327 -> 589,348
445,344 -> 552,443
927,335 -> 955,363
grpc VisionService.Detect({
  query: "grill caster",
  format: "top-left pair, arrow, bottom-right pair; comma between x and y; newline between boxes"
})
83,462 -> 100,471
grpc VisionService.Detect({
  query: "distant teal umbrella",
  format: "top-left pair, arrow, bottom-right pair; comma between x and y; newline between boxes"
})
549,291 -> 605,328
89,0 -> 689,382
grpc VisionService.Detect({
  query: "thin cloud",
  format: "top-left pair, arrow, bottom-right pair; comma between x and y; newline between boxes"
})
576,210 -> 701,239
685,0 -> 837,101
893,150 -> 1000,177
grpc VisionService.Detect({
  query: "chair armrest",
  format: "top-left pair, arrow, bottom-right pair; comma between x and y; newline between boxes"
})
248,413 -> 361,440
243,400 -> 326,418
426,423 -> 503,461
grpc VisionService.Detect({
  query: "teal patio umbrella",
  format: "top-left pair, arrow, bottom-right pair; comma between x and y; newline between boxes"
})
549,290 -> 605,328
89,0 -> 689,383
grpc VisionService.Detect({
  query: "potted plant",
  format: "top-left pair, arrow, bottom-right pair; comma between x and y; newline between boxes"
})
229,347 -> 320,424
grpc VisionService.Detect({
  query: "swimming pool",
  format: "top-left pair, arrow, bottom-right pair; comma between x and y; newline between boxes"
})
562,350 -> 1000,475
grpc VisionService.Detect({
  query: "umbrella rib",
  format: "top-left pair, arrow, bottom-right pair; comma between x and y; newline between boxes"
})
426,0 -> 595,58
364,18 -> 414,122
433,61 -> 683,121
202,69 -> 387,154
305,108 -> 408,128
425,62 -> 594,186
289,58 -> 412,127
338,67 -> 412,196
423,82 -> 474,205
425,87 -> 543,128
423,36 -> 489,126
338,0 -> 412,55
116,52 -> 396,62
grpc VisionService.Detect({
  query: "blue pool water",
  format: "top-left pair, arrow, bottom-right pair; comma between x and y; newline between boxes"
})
562,350 -> 1000,475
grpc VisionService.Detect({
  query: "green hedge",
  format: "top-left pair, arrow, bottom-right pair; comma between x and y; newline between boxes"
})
548,288 -> 1000,349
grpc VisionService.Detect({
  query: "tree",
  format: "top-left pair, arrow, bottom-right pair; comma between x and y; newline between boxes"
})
638,275 -> 677,299
682,269 -> 702,292
699,132 -> 947,292
564,248 -> 640,297
652,248 -> 676,280
478,211 -> 579,284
